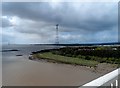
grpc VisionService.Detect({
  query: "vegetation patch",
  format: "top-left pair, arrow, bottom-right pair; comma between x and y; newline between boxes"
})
51,47 -> 120,66
31,46 -> 120,68
33,52 -> 99,67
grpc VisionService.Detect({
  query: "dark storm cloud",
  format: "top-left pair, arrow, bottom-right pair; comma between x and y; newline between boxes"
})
2,2 -> 58,23
2,2 -> 117,32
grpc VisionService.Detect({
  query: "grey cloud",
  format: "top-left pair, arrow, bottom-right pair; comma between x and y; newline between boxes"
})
2,2 -> 117,32
2,2 -> 118,44
1,17 -> 13,27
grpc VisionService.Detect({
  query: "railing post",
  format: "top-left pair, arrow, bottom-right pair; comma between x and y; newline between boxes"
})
115,80 -> 118,88
110,83 -> 113,88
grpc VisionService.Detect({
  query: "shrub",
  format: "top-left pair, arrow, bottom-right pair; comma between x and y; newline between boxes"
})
85,56 -> 91,60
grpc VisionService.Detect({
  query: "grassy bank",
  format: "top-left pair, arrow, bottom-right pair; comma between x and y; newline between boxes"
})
33,52 -> 99,67
52,47 -> 120,65
31,46 -> 120,68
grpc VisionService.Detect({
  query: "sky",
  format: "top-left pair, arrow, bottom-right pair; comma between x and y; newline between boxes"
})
1,1 -> 118,44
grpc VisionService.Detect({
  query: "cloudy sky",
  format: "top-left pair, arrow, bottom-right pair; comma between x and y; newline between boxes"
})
1,1 -> 118,44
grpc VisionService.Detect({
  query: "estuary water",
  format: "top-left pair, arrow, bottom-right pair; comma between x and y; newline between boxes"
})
2,44 -> 102,86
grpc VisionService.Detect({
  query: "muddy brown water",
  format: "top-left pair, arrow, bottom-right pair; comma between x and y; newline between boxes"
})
2,44 -> 108,86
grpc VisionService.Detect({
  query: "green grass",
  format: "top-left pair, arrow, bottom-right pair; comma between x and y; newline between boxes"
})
33,52 -> 99,67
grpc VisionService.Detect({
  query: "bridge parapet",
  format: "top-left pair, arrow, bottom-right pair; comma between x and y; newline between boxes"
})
80,68 -> 120,88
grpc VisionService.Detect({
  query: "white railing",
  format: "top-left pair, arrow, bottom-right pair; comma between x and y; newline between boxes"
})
80,68 -> 120,88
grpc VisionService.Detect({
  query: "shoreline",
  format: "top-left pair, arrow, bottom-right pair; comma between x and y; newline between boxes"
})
29,53 -> 118,75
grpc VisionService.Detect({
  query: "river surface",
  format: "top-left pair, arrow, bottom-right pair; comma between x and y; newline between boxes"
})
2,44 -> 102,86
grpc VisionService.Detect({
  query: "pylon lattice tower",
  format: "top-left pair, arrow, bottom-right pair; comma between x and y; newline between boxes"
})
55,24 -> 59,44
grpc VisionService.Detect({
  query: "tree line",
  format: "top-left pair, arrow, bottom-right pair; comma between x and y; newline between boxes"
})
51,46 -> 120,65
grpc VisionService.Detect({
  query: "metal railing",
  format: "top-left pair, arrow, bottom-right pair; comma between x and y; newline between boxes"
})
80,68 -> 120,88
